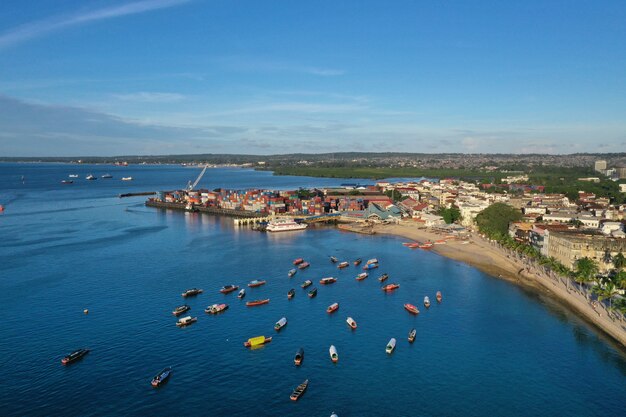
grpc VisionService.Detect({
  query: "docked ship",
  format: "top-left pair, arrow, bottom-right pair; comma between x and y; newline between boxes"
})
266,219 -> 307,232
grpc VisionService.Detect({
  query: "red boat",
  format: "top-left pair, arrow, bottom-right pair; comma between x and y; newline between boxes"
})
353,258 -> 362,266
298,262 -> 310,270
419,241 -> 434,249
246,299 -> 270,307
327,302 -> 339,314
320,277 -> 337,285
248,280 -> 266,287
405,243 -> 419,249
293,258 -> 304,265
220,285 -> 239,294
436,291 -> 443,302
404,303 -> 419,315
381,283 -> 400,292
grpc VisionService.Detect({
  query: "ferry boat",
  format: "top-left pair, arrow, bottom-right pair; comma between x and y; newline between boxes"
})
329,345 -> 338,363
182,288 -> 203,297
176,316 -> 197,327
329,256 -> 339,263
61,348 -> 89,365
363,263 -> 379,270
238,288 -> 246,299
366,258 -> 378,265
172,304 -> 190,316
246,299 -> 270,307
290,379 -> 309,401
205,303 -> 228,314
408,329 -> 416,343
337,261 -> 349,269
436,291 -> 443,302
327,302 -> 339,314
346,317 -> 357,330
378,273 -> 389,282
308,287 -> 317,298
244,335 -> 272,348
288,288 -> 295,299
68,174 -> 78,178
248,280 -> 266,287
386,338 -> 397,354
298,261 -> 310,270
61,180 -> 73,184
266,219 -> 307,232
151,366 -> 172,387
294,348 -> 304,366
288,269 -> 297,277
274,317 -> 287,331
320,277 -> 337,285
101,174 -> 113,179
381,283 -> 400,292
301,280 -> 312,289
404,303 -> 419,315
353,258 -> 362,266
220,285 -> 238,294
121,177 -> 133,181
293,258 -> 304,265
356,272 -> 368,281
424,296 -> 431,308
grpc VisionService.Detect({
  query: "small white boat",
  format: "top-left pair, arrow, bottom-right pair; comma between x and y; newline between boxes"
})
68,174 -> 78,178
176,316 -> 197,327
238,288 -> 245,299
329,345 -> 338,363
424,296 -> 431,308
274,317 -> 288,331
86,174 -> 96,180
366,258 -> 378,265
331,413 -> 338,417
121,177 -> 133,181
386,338 -> 396,354
346,317 -> 357,330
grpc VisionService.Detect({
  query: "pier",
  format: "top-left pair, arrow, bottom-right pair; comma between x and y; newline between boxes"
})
145,200 -> 267,218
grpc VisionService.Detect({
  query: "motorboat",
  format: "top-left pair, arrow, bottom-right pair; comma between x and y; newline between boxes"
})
293,258 -> 304,265
246,299 -> 270,307
151,367 -> 172,387
329,345 -> 338,363
386,338 -> 397,354
182,288 -> 203,297
86,174 -> 96,180
366,258 -> 378,265
290,379 -> 309,401
288,288 -> 296,299
301,280 -> 312,288
329,256 -> 339,263
326,302 -> 339,314
220,285 -> 239,294
61,348 -> 89,365
378,273 -> 389,282
408,328 -> 416,343
248,280 -> 266,288
274,317 -> 288,331
308,287 -> 317,298
61,180 -> 73,184
244,335 -> 272,348
294,348 -> 304,366
363,263 -> 379,270
172,304 -> 191,316
404,303 -> 419,315
298,261 -> 310,270
356,272 -> 368,281
288,269 -> 297,277
320,277 -> 337,285
353,258 -> 362,266
68,174 -> 79,178
436,291 -> 443,302
121,177 -> 133,181
381,283 -> 400,292
346,317 -> 357,330
205,303 -> 228,314
176,316 -> 197,327
337,261 -> 349,269
424,296 -> 431,308
101,174 -> 113,179
238,288 -> 246,299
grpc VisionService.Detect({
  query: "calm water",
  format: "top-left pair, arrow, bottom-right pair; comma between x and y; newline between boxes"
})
1,163 -> 625,417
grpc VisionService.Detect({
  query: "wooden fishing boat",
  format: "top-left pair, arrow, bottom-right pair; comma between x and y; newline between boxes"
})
326,302 -> 339,314
363,263 -> 379,270
172,304 -> 190,316
424,296 -> 431,308
406,243 -> 420,249
274,317 -> 288,331
248,280 -> 266,288
308,287 -> 317,298
436,291 -> 442,302
366,258 -> 378,265
205,303 -> 228,314
320,277 -> 337,285
404,303 -> 419,315
386,338 -> 397,354
356,272 -> 368,281
329,345 -> 338,363
298,261 -> 310,270
408,328 -> 416,343
238,288 -> 246,299
220,285 -> 239,294
244,335 -> 272,347
176,316 -> 197,327
353,258 -> 362,266
346,317 -> 357,330
337,261 -> 349,269
419,241 -> 434,249
288,269 -> 297,277
151,367 -> 172,387
378,273 -> 389,282
290,379 -> 309,401
61,348 -> 89,365
294,347 -> 304,366
181,288 -> 203,297
293,258 -> 304,265
246,299 -> 270,307
288,288 -> 296,299
330,256 -> 339,263
301,280 -> 312,288
381,283 -> 400,292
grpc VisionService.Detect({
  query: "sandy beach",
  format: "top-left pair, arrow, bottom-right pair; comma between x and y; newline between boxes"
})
374,223 -> 626,349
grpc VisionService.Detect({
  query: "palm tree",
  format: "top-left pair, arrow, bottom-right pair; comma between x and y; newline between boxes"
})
574,257 -> 599,293
613,252 -> 626,271
597,283 -> 620,310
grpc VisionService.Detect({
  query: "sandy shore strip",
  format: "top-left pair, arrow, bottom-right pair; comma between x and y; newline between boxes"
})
372,223 -> 626,349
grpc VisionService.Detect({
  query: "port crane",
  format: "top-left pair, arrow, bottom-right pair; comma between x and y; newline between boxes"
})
187,165 -> 208,191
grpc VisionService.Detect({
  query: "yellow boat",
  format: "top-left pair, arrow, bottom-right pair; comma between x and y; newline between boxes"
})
244,335 -> 272,348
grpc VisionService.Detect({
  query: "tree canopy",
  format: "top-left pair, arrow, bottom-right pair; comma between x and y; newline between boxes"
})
475,203 -> 522,238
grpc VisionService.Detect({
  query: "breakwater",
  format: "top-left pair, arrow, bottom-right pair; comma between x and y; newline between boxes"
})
145,199 -> 266,218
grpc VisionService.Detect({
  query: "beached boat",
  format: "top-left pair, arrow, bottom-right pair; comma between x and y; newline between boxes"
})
406,243 -> 420,249
244,335 -> 272,348
86,174 -> 96,180
327,302 -> 339,314
288,288 -> 295,299
301,280 -> 312,288
366,258 -> 378,265
151,366 -> 172,387
419,241 -> 434,249
386,338 -> 397,354
181,288 -> 203,297
220,285 -> 238,294
238,288 -> 246,299
293,258 -> 304,265
435,239 -> 447,245
308,287 -> 317,298
424,296 -> 431,308
294,348 -> 304,366
346,317 -> 357,330
378,273 -> 389,282
404,303 -> 419,315
356,272 -> 368,281
288,269 -> 297,277
381,283 -> 400,292
337,261 -> 349,269
274,317 -> 288,331
436,291 -> 443,302
330,256 -> 339,263
408,328 -> 416,343
298,261 -> 310,270
246,299 -> 270,307
320,277 -> 337,285
290,379 -> 309,401
354,258 -> 362,266
363,263 -> 379,270
205,303 -> 228,314
248,279 -> 266,288
329,345 -> 339,363
121,177 -> 133,181
61,180 -> 73,184
61,348 -> 89,365
172,304 -> 190,316
176,316 -> 197,327
402,242 -> 416,247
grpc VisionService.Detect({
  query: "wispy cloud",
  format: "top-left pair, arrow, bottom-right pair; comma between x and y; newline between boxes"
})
0,0 -> 192,50
112,92 -> 186,102
215,56 -> 346,77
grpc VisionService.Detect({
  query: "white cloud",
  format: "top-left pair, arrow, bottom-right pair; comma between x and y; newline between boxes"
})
112,92 -> 186,102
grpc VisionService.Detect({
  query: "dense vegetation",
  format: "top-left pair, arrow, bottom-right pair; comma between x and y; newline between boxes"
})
475,203 -> 523,238
270,166 -> 506,181
439,207 -> 461,224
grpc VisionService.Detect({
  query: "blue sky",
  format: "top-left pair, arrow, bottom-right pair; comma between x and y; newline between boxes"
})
1,0 -> 625,156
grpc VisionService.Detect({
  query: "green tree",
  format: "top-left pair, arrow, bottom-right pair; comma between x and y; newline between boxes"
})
439,207 -> 461,224
475,203 -> 522,237
613,252 -> 626,271
596,282 -> 620,310
574,257 -> 599,289
384,189 -> 403,202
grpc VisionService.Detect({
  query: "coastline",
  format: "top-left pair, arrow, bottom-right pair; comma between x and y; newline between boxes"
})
372,223 -> 626,350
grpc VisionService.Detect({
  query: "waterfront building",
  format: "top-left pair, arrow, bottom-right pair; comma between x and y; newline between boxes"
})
546,230 -> 626,272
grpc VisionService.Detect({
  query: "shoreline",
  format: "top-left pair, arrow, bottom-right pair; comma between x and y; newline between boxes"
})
372,223 -> 626,350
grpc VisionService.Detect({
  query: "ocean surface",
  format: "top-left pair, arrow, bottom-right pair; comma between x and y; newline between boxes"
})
1,163 -> 625,417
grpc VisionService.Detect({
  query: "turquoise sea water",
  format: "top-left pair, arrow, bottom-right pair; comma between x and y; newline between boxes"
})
1,163 -> 625,417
